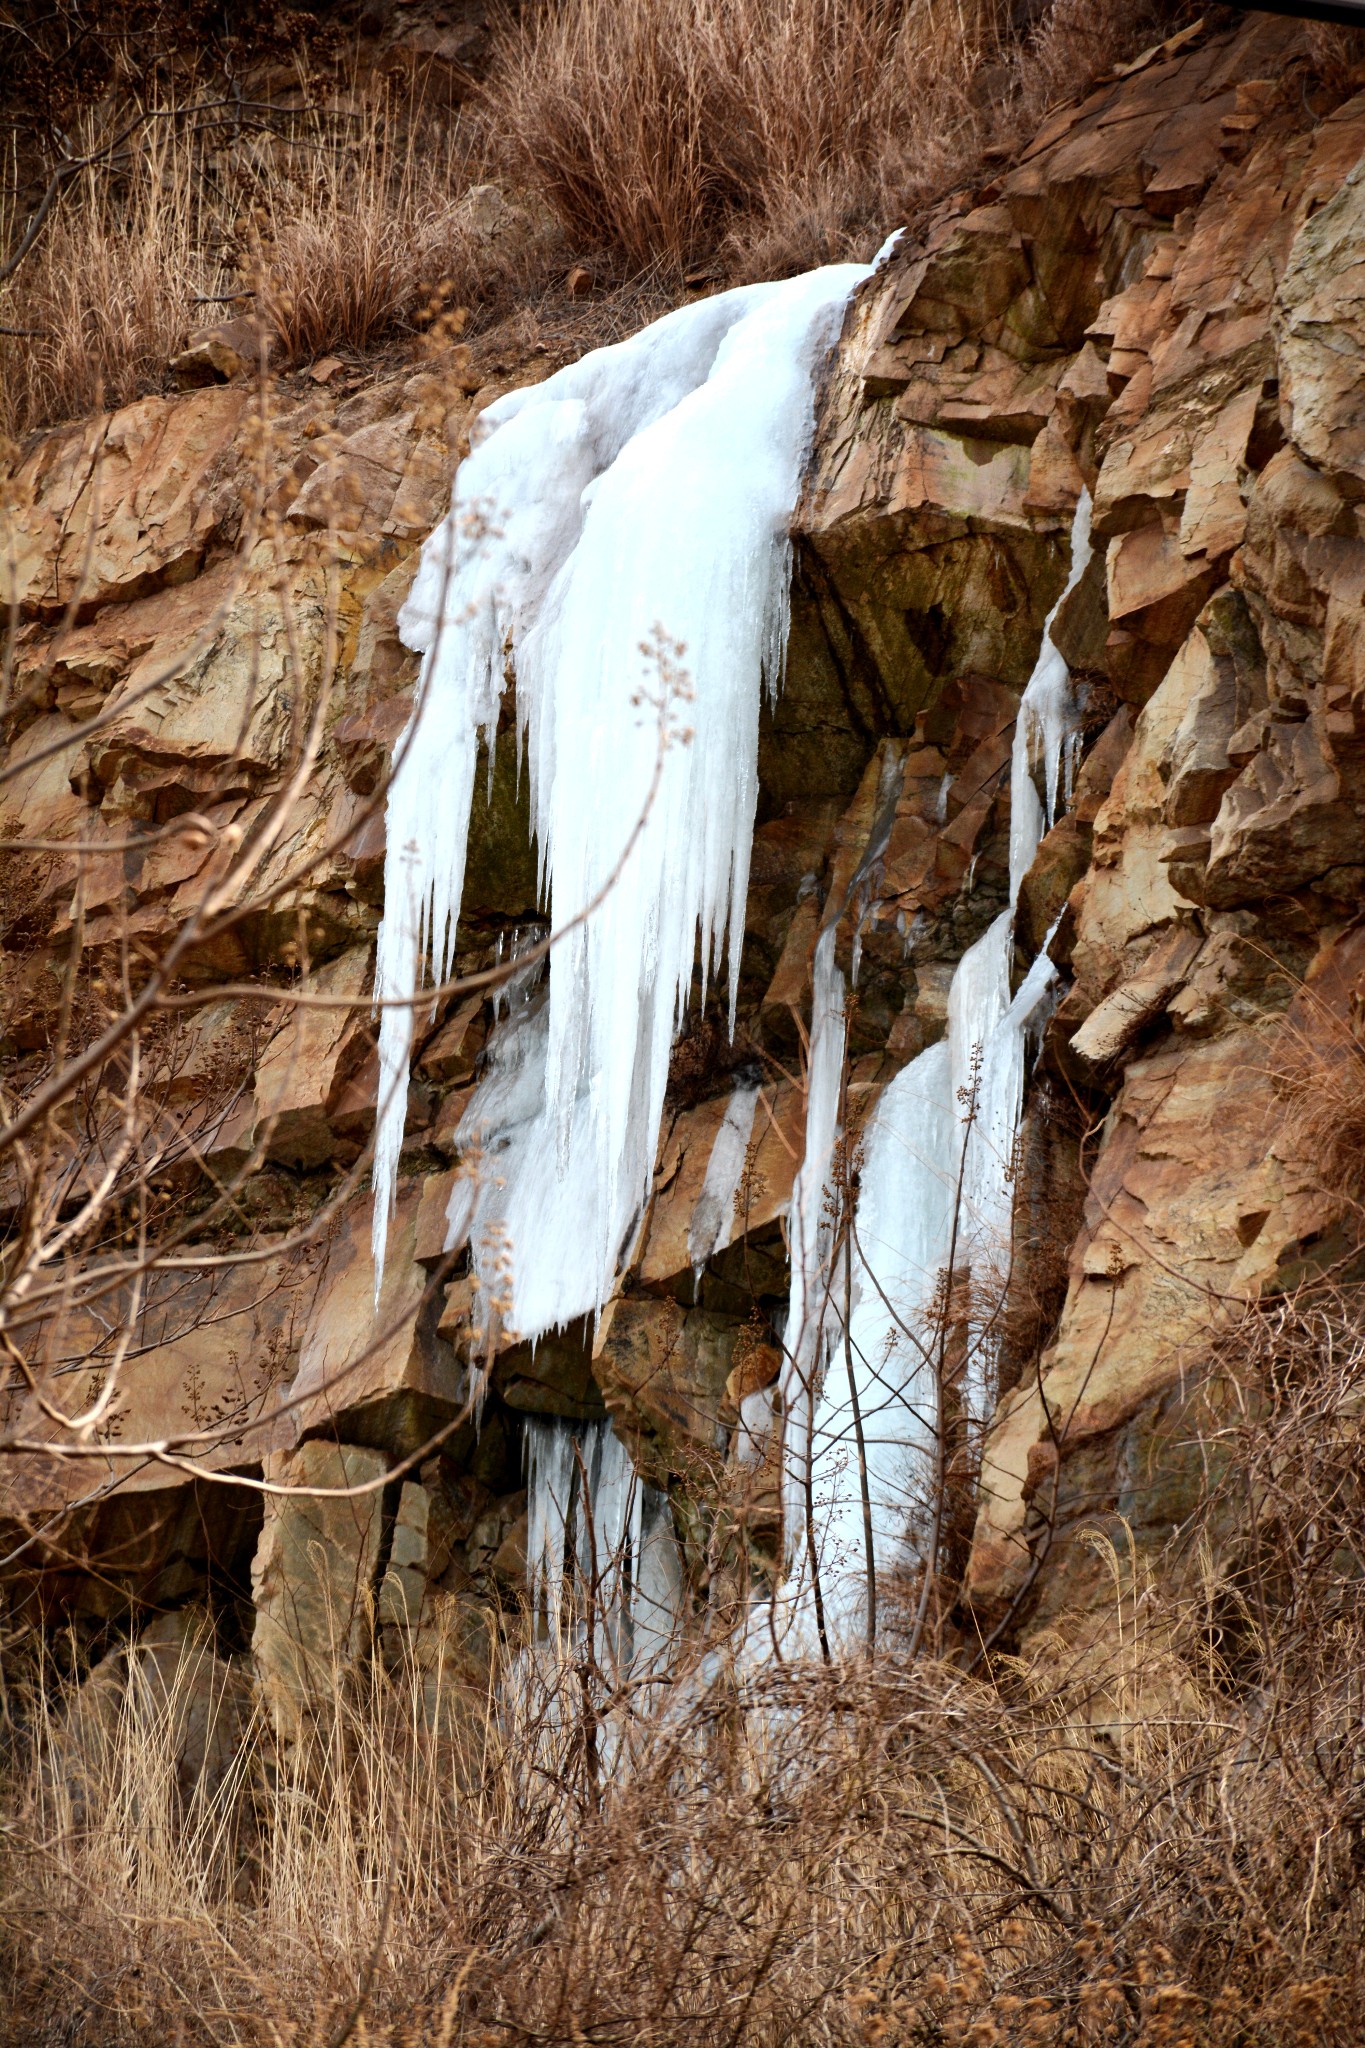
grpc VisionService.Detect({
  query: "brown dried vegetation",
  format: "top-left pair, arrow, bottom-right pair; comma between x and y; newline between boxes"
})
1,0 -> 1200,436
2,1318 -> 1364,2048
486,0 -> 1189,280
0,85 -> 511,438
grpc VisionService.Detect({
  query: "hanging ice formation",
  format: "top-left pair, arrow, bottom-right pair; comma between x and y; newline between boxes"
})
523,1416 -> 683,1681
783,492 -> 1093,1643
371,263 -> 870,1336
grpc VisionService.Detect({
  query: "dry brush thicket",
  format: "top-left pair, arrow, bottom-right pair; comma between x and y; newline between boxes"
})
0,0 -> 1198,437
2,1333 -> 1363,2048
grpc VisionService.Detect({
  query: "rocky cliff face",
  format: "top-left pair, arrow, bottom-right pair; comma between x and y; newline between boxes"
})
800,10 -> 1365,1651
4,11 -> 1365,1706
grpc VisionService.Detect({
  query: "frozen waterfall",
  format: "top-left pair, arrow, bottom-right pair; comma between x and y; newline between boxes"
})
784,493 -> 1092,1645
371,264 -> 870,1337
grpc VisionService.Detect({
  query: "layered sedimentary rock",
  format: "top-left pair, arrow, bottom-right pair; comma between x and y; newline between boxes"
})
5,10 -> 1365,1690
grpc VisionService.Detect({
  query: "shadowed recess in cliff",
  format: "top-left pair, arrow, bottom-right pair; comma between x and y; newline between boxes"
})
371,263 -> 874,1338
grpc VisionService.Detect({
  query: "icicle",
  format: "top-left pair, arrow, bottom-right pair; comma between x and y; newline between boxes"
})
688,1078 -> 761,1283
778,923 -> 847,1640
735,1385 -> 778,1469
525,1414 -> 578,1639
522,1415 -> 682,1675
372,264 -> 871,1326
1008,489 -> 1093,899
805,1038 -> 955,1641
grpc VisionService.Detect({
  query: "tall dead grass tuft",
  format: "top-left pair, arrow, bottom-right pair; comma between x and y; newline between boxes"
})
248,88 -> 512,367
0,87 -> 516,436
0,1 -> 1197,432
0,111 -> 225,439
486,0 -> 1006,278
1196,1286 -> 1365,1699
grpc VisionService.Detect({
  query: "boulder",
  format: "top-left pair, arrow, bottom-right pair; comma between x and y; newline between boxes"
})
171,317 -> 270,387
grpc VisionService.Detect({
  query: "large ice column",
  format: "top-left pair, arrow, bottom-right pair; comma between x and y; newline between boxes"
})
372,264 -> 870,1327
786,494 -> 1092,1642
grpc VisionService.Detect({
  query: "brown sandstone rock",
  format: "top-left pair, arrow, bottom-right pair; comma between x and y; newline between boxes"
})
286,1185 -> 468,1454
3,389 -> 248,617
1276,154 -> 1365,498
171,317 -> 270,387
251,1440 -> 388,1733
1069,627 -> 1207,1009
970,1023 -> 1332,1622
1015,811 -> 1091,964
249,946 -> 372,1169
642,1082 -> 802,1293
594,1298 -> 737,1485
12,6 -> 1365,1682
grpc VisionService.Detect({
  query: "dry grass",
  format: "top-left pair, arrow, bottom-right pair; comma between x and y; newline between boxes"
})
485,0 -> 1003,277
0,86 -> 520,438
0,111 -> 225,440
248,89 -> 532,370
0,0 -> 1197,434
3,1309 -> 1364,2048
1273,979 -> 1365,1207
483,0 -> 1193,281
1303,22 -> 1365,101
1010,0 -> 1175,132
